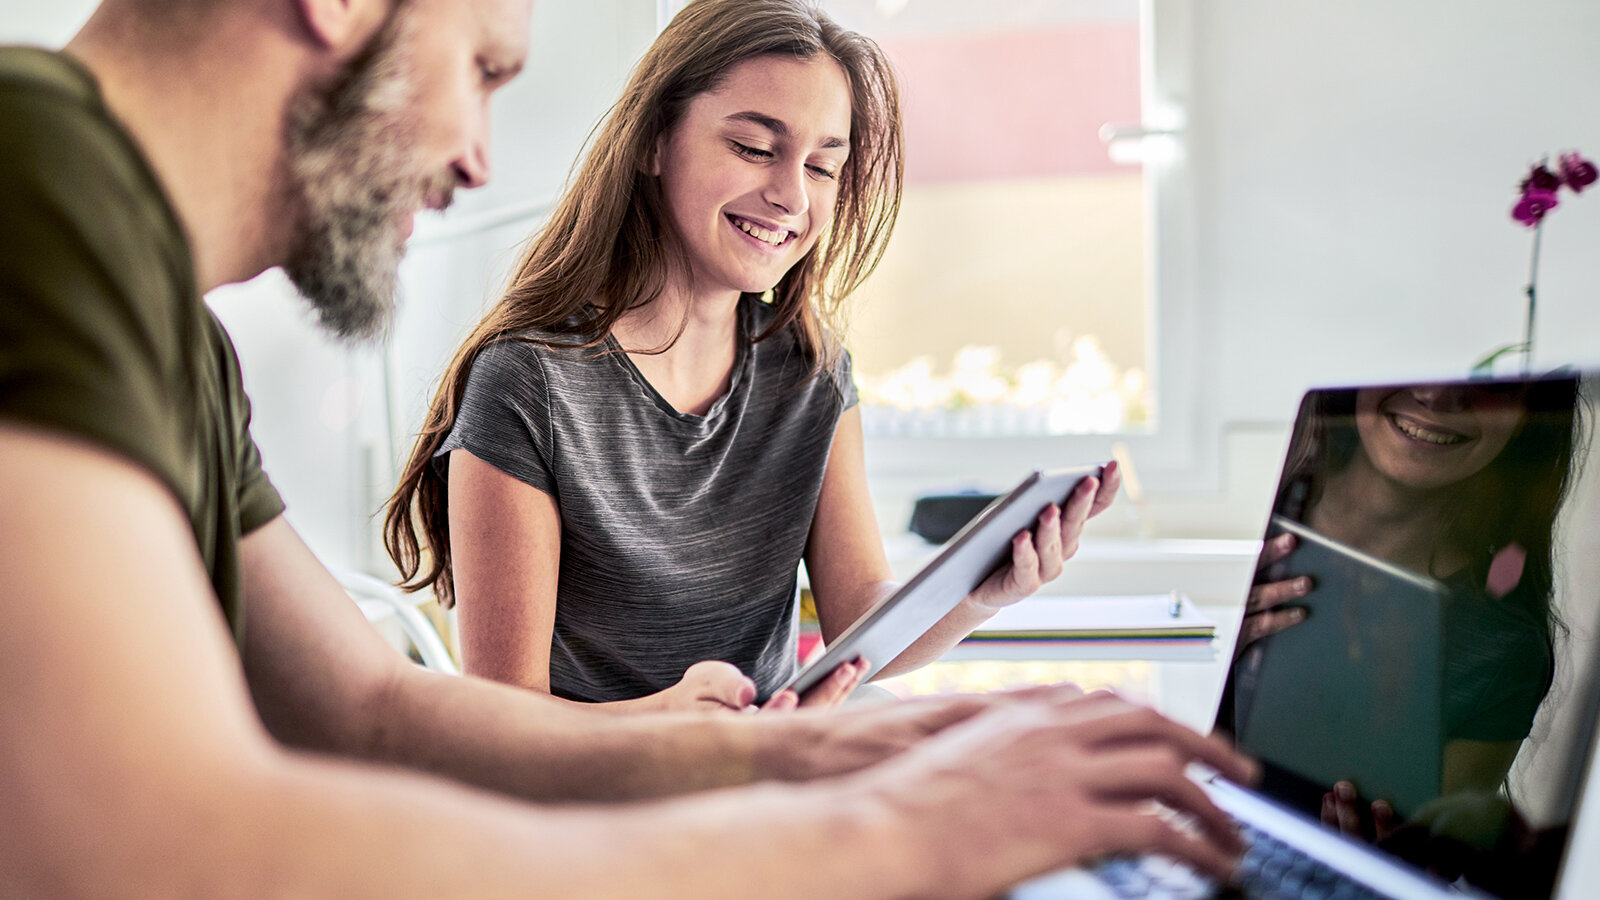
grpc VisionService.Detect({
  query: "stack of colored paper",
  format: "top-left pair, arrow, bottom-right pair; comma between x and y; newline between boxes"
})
968,593 -> 1214,641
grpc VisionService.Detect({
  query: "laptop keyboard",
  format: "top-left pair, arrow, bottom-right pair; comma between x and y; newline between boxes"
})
1093,821 -> 1391,899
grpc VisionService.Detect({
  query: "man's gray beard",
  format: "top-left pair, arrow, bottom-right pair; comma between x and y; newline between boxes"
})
281,12 -> 451,343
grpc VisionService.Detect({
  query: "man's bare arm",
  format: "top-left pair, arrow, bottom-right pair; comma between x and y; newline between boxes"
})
0,425 -> 937,897
237,513 -> 989,800
0,426 -> 1255,898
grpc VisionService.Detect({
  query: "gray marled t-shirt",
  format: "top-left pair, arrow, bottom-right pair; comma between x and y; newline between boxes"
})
437,296 -> 856,702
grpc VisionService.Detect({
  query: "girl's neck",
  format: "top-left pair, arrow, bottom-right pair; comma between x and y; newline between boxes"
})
611,284 -> 744,416
612,282 -> 741,354
1309,455 -> 1465,576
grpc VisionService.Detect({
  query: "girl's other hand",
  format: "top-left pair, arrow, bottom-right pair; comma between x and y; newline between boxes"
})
1235,531 -> 1311,659
651,660 -> 759,713
759,657 -> 869,712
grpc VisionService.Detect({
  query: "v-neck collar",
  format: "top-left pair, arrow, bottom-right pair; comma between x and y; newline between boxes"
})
603,297 -> 754,425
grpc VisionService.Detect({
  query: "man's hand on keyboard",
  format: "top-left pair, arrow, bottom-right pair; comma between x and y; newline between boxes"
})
854,688 -> 1261,899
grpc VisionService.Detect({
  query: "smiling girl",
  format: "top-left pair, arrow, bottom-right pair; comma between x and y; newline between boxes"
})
384,0 -> 1116,713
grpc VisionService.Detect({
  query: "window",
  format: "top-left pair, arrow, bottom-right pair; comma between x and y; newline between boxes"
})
657,0 -> 1213,511
824,0 -> 1153,437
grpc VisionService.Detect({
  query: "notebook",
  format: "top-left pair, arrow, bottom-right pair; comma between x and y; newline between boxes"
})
1011,370 -> 1600,899
968,593 -> 1215,641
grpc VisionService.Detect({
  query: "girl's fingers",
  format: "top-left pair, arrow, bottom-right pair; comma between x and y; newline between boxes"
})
1010,529 -> 1041,594
1089,461 -> 1121,516
1241,607 -> 1306,645
1256,532 -> 1297,571
760,690 -> 799,712
1245,577 -> 1311,614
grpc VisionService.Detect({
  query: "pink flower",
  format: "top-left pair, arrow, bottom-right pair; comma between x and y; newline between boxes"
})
1512,187 -> 1560,227
1520,164 -> 1563,193
1559,152 -> 1598,194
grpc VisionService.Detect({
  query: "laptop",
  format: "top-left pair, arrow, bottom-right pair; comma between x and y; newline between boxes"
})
1011,370 -> 1600,899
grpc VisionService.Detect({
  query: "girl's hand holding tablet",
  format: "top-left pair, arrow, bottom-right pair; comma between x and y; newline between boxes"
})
969,461 -> 1122,611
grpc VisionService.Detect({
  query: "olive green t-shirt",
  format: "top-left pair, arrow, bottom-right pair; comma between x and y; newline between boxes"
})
0,47 -> 285,639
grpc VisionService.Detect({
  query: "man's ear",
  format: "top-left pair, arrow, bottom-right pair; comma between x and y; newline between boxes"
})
295,0 -> 392,53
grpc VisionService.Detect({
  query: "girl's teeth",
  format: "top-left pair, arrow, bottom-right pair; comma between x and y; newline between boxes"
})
1395,417 -> 1465,445
734,217 -> 786,246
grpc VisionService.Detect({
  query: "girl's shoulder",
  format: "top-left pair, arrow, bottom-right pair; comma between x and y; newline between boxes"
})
740,297 -> 855,406
740,295 -> 846,364
478,328 -> 614,371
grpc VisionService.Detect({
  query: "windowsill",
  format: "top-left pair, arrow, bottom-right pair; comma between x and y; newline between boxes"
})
881,533 -> 1260,607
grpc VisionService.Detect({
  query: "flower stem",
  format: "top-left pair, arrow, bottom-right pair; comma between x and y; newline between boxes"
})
1523,221 -> 1543,375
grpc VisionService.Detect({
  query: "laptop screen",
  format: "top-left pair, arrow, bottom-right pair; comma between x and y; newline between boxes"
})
1215,372 -> 1600,899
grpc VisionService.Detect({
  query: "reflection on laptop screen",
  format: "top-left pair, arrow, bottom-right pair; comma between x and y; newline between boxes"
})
1217,372 -> 1599,899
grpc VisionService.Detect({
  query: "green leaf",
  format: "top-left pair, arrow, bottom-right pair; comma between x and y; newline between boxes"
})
1469,343 -> 1528,377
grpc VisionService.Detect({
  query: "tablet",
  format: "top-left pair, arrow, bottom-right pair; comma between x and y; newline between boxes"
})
776,465 -> 1103,700
1230,515 -> 1449,818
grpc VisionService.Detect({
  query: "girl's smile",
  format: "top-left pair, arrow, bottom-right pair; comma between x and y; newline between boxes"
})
652,53 -> 853,301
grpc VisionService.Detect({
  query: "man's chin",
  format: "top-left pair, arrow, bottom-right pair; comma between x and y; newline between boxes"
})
284,265 -> 397,344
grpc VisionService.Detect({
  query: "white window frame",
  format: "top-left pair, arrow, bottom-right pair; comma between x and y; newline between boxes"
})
654,0 -> 1219,506
860,2 -> 1217,505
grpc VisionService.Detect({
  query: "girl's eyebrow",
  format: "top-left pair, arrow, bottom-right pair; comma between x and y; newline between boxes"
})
724,111 -> 849,150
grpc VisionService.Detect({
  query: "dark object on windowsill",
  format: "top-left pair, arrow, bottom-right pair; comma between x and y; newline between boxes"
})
909,492 -> 1000,544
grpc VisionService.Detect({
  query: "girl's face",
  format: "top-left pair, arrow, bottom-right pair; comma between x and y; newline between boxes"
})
1353,384 -> 1527,491
652,54 -> 853,300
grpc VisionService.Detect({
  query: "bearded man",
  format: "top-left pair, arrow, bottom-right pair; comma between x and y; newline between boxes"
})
0,1 -> 1252,896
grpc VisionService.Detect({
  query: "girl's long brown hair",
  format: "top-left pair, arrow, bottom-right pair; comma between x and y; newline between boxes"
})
383,0 -> 904,606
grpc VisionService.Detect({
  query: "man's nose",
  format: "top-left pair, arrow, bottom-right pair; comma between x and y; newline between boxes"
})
455,137 -> 491,191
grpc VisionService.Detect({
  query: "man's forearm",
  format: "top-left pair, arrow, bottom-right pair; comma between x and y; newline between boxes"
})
276,743 -> 936,900
12,737 -> 927,900
358,663 -> 988,803
362,664 -> 788,800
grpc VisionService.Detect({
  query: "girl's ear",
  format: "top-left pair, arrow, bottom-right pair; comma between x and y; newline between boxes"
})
643,135 -> 664,176
295,0 -> 390,53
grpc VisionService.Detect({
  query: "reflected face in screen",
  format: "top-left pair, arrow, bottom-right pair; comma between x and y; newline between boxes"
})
1353,383 -> 1527,492
1223,373 -> 1597,899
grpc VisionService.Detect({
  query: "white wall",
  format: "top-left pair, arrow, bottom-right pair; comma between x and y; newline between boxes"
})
0,4 -> 91,44
875,0 -> 1600,539
1193,0 -> 1600,424
7,0 -> 1599,555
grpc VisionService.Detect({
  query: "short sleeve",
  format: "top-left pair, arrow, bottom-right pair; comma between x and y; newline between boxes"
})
0,63 -> 195,502
436,339 -> 559,497
833,348 -> 859,411
211,316 -> 285,534
1444,592 -> 1554,743
235,419 -> 286,535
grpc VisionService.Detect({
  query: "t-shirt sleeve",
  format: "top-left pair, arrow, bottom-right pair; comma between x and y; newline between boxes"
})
234,407 -> 286,535
0,77 -> 193,502
436,340 -> 558,497
833,347 -> 859,411
1446,589 -> 1555,743
212,317 -> 285,534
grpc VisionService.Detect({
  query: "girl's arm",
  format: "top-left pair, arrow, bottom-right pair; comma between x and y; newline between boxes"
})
805,409 -> 1119,680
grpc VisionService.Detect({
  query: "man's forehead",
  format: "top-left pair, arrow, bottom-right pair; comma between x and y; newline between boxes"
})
419,0 -> 533,62
474,0 -> 535,50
